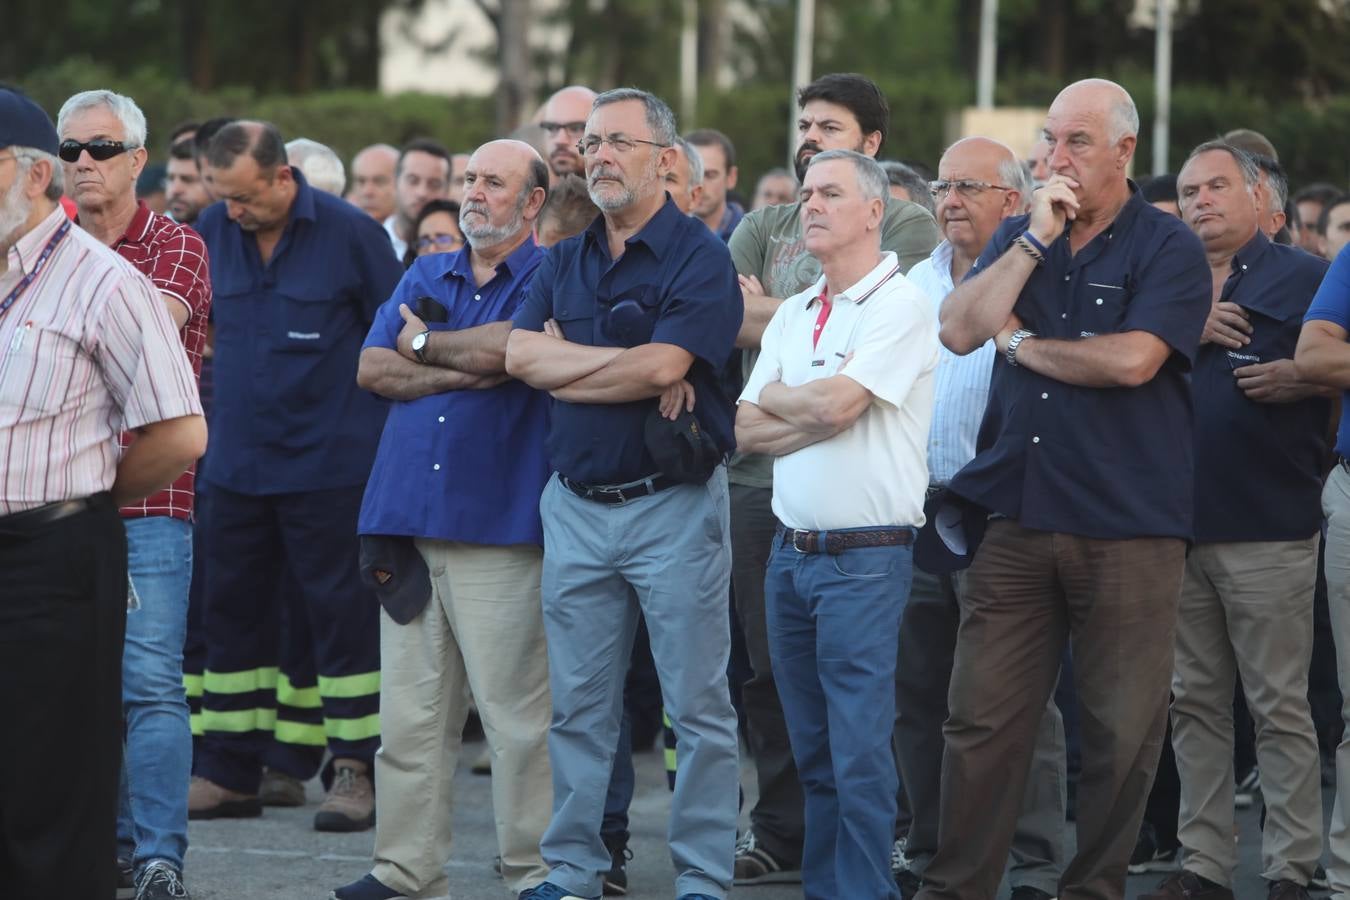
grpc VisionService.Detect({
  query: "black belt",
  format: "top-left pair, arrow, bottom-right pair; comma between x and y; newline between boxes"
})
560,473 -> 681,505
777,526 -> 914,555
0,497 -> 94,531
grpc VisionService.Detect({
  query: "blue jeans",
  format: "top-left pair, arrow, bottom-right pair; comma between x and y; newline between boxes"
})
766,529 -> 913,900
118,516 -> 193,873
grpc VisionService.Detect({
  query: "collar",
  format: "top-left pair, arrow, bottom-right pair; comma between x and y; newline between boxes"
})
426,234 -> 541,282
1230,229 -> 1270,275
286,166 -> 317,224
803,251 -> 900,309
583,193 -> 683,259
117,200 -> 154,246
8,205 -> 69,277
1054,179 -> 1146,244
929,240 -> 954,278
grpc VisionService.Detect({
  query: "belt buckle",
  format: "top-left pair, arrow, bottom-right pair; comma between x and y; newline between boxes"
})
790,529 -> 812,553
611,486 -> 627,504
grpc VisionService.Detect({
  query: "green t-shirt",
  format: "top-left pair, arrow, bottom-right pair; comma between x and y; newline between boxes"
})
727,195 -> 941,487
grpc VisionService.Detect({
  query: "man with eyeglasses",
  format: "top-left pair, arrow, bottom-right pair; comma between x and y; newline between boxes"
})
384,138 -> 451,260
0,86 -> 205,900
539,85 -> 597,183
507,87 -> 742,900
58,88 -> 214,900
895,137 -> 1066,900
725,71 -> 940,887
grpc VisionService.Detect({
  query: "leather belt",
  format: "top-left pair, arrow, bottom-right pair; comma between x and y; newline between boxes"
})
0,497 -> 93,530
560,473 -> 680,505
778,526 -> 914,555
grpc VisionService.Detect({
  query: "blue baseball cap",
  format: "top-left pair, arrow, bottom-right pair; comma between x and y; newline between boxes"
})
0,86 -> 59,156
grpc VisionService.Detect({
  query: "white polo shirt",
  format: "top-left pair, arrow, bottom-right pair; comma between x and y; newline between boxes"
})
739,250 -> 938,531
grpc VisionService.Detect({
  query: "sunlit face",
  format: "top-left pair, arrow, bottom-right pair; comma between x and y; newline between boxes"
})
935,140 -> 1021,257
415,210 -> 463,257
691,141 -> 735,219
448,153 -> 470,204
794,100 -> 877,182
1325,202 -> 1350,262
349,147 -> 397,220
799,158 -> 881,259
1297,200 -> 1325,254
582,99 -> 671,213
165,155 -> 210,224
59,104 -> 146,212
664,144 -> 703,215
541,88 -> 594,177
1177,149 -> 1260,251
395,150 -> 449,224
753,173 -> 797,209
1042,85 -> 1135,204
205,155 -> 294,232
459,142 -> 541,248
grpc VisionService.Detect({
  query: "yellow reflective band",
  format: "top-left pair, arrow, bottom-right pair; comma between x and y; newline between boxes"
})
203,667 -> 278,695
317,672 -> 381,699
201,707 -> 277,733
664,747 -> 678,772
189,712 -> 203,737
277,673 -> 322,709
662,711 -> 672,728
323,713 -> 381,742
183,674 -> 204,697
274,719 -> 328,747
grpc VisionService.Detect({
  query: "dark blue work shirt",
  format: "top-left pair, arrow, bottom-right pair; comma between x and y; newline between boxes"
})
1194,233 -> 1329,543
196,168 -> 404,494
1305,245 -> 1350,456
512,196 -> 743,484
358,239 -> 551,546
950,184 -> 1210,540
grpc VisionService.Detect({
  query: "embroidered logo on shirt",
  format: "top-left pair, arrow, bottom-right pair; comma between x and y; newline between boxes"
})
287,331 -> 321,340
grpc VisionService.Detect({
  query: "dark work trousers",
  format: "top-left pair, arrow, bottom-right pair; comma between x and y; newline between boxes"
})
730,482 -> 805,864
197,485 -> 380,794
1310,532 -> 1343,760
0,494 -> 126,899
918,520 -> 1185,900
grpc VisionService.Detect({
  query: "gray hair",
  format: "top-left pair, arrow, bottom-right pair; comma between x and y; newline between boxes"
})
1183,140 -> 1262,189
808,149 -> 888,205
285,138 -> 346,196
1000,156 -> 1035,213
673,137 -> 703,186
57,89 -> 147,149
11,146 -> 64,201
879,161 -> 934,216
592,88 -> 677,147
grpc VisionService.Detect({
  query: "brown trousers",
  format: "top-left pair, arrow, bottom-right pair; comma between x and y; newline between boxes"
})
916,519 -> 1185,900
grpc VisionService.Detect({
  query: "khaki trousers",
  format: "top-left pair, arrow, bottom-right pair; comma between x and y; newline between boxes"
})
1171,538 -> 1322,887
371,540 -> 552,897
1321,466 -> 1350,899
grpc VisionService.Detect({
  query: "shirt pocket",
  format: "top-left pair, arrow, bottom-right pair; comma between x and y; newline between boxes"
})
554,293 -> 599,344
273,287 -> 341,354
1078,279 -> 1129,335
0,325 -> 81,417
600,284 -> 661,347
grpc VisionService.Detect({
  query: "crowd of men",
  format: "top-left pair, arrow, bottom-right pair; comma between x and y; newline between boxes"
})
3,64 -> 1350,900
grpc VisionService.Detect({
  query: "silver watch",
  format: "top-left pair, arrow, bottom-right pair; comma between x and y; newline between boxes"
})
1005,328 -> 1034,367
411,329 -> 431,364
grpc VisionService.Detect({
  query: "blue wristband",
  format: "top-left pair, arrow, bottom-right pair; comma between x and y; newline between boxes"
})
1022,230 -> 1049,257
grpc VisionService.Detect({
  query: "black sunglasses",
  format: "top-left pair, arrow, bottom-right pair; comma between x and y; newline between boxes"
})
58,139 -> 135,163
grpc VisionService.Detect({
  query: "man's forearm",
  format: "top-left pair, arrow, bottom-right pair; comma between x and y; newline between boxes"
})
735,294 -> 783,349
112,414 -> 207,506
358,348 -> 506,401
1296,331 -> 1350,390
506,329 -> 624,389
735,402 -> 836,456
939,249 -> 1037,355
423,321 -> 513,374
546,345 -> 689,404
757,381 -> 839,432
1013,332 -> 1162,388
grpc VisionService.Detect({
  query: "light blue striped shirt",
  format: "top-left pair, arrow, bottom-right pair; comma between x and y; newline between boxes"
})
905,241 -> 997,485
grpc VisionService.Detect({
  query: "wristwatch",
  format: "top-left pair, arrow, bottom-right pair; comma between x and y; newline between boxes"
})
411,330 -> 431,364
1005,328 -> 1034,367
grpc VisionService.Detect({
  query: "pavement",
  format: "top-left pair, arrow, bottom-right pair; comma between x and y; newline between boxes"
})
184,743 -> 1323,900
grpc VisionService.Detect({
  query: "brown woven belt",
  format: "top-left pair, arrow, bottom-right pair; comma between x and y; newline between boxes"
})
778,527 -> 914,555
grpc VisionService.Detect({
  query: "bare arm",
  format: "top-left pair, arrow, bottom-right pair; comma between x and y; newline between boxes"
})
735,275 -> 783,349
1296,320 -> 1350,389
112,414 -> 207,506
997,320 -> 1174,389
735,400 -> 840,456
548,344 -> 695,404
393,305 -> 512,375
757,375 -> 873,432
161,293 -> 191,330
1232,358 -> 1337,403
505,327 -> 624,390
357,347 -> 508,401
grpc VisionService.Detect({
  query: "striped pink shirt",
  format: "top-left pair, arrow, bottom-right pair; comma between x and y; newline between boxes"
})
0,205 -> 203,514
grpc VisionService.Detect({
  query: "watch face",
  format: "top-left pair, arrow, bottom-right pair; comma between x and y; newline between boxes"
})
412,332 -> 427,350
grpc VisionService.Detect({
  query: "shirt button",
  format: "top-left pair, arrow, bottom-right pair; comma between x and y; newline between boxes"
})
1041,392 -> 1049,399
1061,312 -> 1067,319
1241,264 -> 1248,270
438,416 -> 445,423
1032,436 -> 1040,444
1096,298 -> 1103,305
1063,275 -> 1070,282
474,293 -> 482,301
433,463 -> 441,471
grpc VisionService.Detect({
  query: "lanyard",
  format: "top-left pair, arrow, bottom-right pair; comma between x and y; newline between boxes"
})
1,218 -> 71,320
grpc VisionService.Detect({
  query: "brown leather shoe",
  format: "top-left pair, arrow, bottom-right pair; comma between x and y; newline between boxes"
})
187,775 -> 262,819
259,767 -> 307,807
1267,880 -> 1312,900
1140,871 -> 1235,900
313,759 -> 375,832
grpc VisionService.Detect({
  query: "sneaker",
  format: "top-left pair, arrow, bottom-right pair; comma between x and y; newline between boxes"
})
117,858 -> 136,900
517,883 -> 597,900
1236,768 -> 1261,810
329,873 -> 407,900
896,868 -> 923,900
732,830 -> 801,885
891,836 -> 916,876
1129,823 -> 1181,874
135,861 -> 190,900
602,840 -> 632,895
1268,880 -> 1312,900
1140,870 -> 1236,900
1310,865 -> 1329,890
1010,889 -> 1054,900
187,776 -> 262,819
258,768 -> 306,807
314,760 -> 375,832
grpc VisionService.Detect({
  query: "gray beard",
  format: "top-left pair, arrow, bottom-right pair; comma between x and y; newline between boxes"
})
588,155 -> 659,212
461,197 -> 525,250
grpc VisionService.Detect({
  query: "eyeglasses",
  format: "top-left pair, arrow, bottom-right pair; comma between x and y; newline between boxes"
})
416,232 -> 463,252
58,139 -> 136,163
541,121 -> 586,138
576,135 -> 670,157
929,179 -> 1014,199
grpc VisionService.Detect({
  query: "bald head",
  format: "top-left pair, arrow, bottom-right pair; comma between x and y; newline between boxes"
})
936,137 -> 1027,260
1050,79 -> 1138,144
542,85 -> 597,178
1043,79 -> 1137,207
460,139 -> 549,250
348,143 -> 398,221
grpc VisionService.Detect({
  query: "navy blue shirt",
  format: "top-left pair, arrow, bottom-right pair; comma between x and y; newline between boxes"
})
358,240 -> 552,546
1194,233 -> 1329,543
196,169 -> 404,494
1305,245 -> 1350,456
950,185 -> 1210,540
512,197 -> 743,484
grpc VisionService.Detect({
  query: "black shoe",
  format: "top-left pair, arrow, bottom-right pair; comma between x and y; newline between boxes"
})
602,840 -> 631,896
117,858 -> 136,900
896,868 -> 922,900
1268,879 -> 1312,900
1129,822 -> 1181,874
732,830 -> 801,885
1010,888 -> 1054,900
135,861 -> 190,900
1311,865 -> 1329,891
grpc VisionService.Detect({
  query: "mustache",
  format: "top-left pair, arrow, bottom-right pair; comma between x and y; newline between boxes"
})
461,202 -> 490,216
795,141 -> 823,164
587,166 -> 623,186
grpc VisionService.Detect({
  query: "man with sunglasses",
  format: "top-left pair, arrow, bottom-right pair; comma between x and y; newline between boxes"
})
538,85 -> 597,184
57,88 -> 213,900
895,137 -> 1066,900
507,88 -> 742,900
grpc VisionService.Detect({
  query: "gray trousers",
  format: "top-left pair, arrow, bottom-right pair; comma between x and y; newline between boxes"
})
537,469 -> 740,899
896,566 -> 1067,895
